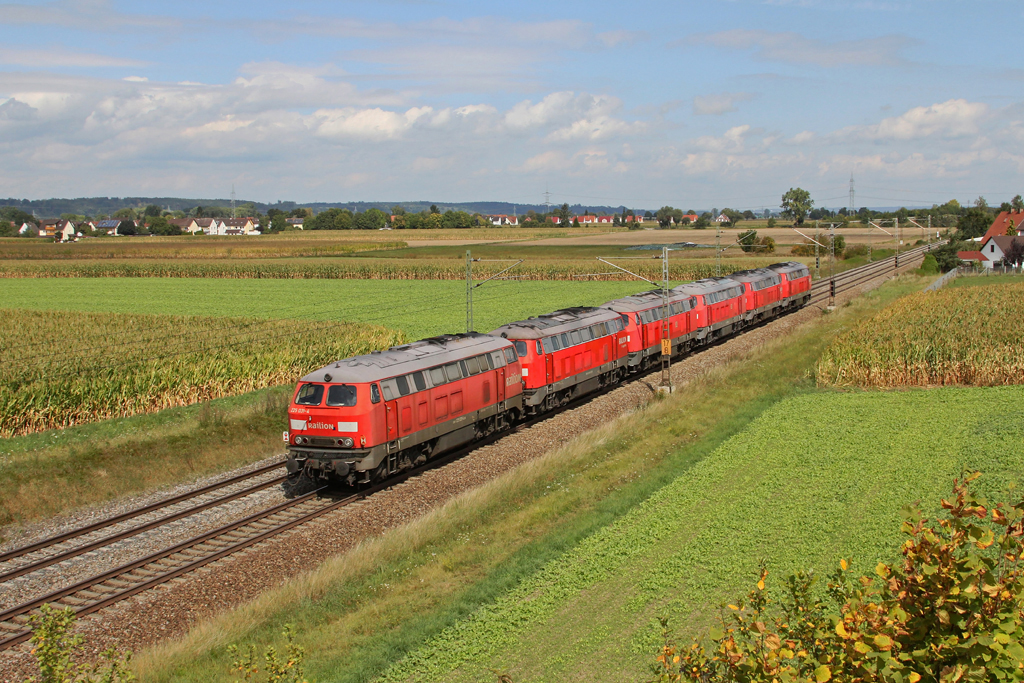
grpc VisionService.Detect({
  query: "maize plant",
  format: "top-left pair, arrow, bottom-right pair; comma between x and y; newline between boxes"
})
0,308 -> 405,437
816,282 -> 1024,388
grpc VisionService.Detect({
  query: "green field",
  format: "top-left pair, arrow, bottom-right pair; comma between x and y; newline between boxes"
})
0,278 -> 655,340
383,386 -> 1024,682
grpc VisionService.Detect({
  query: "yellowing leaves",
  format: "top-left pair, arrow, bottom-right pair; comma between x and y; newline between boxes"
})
815,664 -> 832,682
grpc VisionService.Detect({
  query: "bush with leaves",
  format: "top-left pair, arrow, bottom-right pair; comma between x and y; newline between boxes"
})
24,604 -> 134,683
228,625 -> 309,683
650,473 -> 1024,683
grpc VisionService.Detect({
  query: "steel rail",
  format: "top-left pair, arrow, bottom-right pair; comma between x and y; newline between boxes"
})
0,459 -> 286,565
0,473 -> 288,582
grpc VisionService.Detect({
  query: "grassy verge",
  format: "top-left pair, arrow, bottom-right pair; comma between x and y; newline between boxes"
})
0,386 -> 292,532
132,275 -> 929,683
383,385 -> 1024,682
950,273 -> 1024,288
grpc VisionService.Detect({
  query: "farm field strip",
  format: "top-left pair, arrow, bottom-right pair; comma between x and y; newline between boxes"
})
0,239 -> 407,260
817,280 -> 1024,388
380,386 -> 1024,683
0,256 -> 786,280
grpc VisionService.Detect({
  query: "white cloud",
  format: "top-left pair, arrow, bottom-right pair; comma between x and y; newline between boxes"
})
311,106 -> 433,141
701,30 -> 912,67
691,125 -> 755,153
693,92 -> 756,116
839,99 -> 989,141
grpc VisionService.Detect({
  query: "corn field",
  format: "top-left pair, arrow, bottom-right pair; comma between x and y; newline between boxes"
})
816,282 -> 1024,388
0,308 -> 406,437
0,257 -> 783,281
0,239 -> 406,260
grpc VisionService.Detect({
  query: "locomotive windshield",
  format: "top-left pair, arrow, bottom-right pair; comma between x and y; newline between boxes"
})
514,341 -> 528,357
326,384 -> 357,407
295,383 -> 324,406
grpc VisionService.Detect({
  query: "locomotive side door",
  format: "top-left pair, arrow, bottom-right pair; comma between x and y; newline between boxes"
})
545,352 -> 554,383
385,400 -> 398,442
496,366 -> 506,402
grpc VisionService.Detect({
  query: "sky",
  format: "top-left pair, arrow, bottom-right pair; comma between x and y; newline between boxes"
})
0,0 -> 1021,211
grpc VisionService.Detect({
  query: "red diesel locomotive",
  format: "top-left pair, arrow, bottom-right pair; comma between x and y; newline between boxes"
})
282,261 -> 812,493
283,333 -> 523,495
490,307 -> 629,414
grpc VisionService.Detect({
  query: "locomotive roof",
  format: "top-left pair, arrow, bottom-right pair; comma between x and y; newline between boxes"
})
600,289 -> 695,313
767,261 -> 810,274
300,333 -> 512,384
490,306 -> 621,340
728,267 -> 779,283
671,276 -> 743,296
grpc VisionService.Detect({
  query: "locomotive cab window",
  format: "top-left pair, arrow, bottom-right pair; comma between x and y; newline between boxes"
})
541,337 -> 554,353
295,383 -> 324,406
513,341 -> 527,358
560,333 -> 570,348
396,375 -> 411,396
504,347 -> 517,363
326,385 -> 357,407
429,367 -> 447,386
370,383 -> 381,404
536,340 -> 544,355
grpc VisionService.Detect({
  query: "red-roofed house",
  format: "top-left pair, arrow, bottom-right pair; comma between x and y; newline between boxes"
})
980,235 -> 1024,268
981,210 -> 1024,243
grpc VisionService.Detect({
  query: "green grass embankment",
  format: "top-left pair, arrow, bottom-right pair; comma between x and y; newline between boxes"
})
133,276 -> 933,682
383,386 -> 1024,682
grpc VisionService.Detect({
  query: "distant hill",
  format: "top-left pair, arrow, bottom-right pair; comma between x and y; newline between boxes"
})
0,197 -> 651,218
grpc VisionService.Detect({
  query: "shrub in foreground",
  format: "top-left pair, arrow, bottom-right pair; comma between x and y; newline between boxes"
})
24,604 -> 133,682
650,472 -> 1024,683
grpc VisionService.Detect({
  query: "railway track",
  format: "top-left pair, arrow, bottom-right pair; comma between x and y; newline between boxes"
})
0,246 -> 940,652
0,460 -> 288,584
808,243 -> 936,304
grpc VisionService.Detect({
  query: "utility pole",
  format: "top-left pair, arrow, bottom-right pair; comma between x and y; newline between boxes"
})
715,227 -> 722,277
595,251 -> 675,393
466,250 -> 473,333
814,222 -> 820,278
466,251 -> 523,334
829,223 -> 836,308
